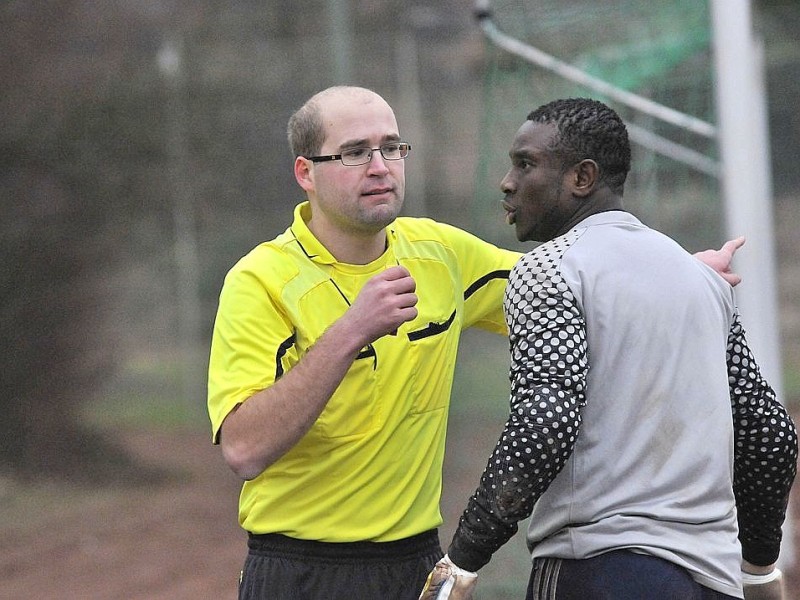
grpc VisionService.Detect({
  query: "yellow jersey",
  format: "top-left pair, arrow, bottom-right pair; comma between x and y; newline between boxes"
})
208,202 -> 520,542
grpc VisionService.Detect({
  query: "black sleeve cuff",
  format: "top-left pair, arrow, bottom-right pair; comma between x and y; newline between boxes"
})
447,535 -> 493,573
741,540 -> 781,567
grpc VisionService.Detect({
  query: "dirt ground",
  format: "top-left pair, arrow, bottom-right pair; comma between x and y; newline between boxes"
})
0,428 -> 246,600
1,424 -> 799,600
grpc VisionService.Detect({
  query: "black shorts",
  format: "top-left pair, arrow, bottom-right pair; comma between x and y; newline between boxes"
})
527,550 -> 740,600
239,530 -> 443,600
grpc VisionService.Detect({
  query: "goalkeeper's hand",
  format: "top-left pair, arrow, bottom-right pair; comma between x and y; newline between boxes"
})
742,565 -> 784,600
418,554 -> 478,600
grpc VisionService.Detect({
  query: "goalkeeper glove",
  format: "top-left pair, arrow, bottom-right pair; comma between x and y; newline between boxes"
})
418,554 -> 478,600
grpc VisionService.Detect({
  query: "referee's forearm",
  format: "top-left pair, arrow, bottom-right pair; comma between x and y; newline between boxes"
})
220,319 -> 364,479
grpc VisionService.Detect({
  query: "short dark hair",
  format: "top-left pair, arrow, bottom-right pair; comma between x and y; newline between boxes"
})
287,86 -> 383,158
287,92 -> 328,158
527,98 -> 631,195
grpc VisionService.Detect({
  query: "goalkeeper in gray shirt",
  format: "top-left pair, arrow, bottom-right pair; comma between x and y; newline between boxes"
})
421,98 -> 797,600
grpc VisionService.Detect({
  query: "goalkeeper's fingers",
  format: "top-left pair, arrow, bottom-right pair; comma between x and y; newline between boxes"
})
418,555 -> 477,600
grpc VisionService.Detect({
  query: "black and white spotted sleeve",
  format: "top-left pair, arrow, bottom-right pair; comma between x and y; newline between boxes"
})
447,240 -> 588,572
727,311 -> 798,566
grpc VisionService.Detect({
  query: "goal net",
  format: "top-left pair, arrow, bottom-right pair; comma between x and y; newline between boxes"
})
472,0 -> 721,252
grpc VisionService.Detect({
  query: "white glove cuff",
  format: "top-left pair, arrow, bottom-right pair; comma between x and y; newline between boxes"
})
442,554 -> 478,579
741,568 -> 782,585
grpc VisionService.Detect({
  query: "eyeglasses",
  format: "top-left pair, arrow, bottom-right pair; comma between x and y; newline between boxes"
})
306,142 -> 411,166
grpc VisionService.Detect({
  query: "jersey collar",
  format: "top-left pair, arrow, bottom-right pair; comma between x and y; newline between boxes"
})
289,202 -> 397,267
290,202 -> 337,264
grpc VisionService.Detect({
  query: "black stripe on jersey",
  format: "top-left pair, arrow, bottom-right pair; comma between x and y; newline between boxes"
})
275,332 -> 297,380
464,269 -> 510,300
289,228 -> 318,259
407,310 -> 456,341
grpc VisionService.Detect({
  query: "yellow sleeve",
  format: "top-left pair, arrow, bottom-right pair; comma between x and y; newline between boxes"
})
439,223 -> 521,334
207,248 -> 298,443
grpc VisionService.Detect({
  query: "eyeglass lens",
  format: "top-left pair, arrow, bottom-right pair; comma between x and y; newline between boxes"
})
341,143 -> 409,165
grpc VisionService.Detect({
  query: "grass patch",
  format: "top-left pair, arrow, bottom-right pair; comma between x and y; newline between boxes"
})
81,351 -> 208,430
0,476 -> 120,531
783,360 -> 800,409
451,329 -> 511,420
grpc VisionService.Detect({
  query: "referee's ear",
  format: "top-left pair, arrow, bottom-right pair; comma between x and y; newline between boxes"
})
294,156 -> 315,194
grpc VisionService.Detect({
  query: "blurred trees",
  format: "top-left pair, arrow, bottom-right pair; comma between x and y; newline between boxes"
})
5,7 -> 121,479
1,1 -> 144,479
0,1 -> 191,479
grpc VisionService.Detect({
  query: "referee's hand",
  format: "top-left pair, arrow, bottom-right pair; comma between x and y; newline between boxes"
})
693,236 -> 745,286
347,266 -> 417,342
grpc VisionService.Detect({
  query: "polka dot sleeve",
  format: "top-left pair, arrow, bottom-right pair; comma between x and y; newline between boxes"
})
448,237 -> 588,572
728,311 -> 798,566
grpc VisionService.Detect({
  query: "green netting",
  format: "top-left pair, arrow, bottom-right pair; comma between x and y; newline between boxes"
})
474,0 -> 722,251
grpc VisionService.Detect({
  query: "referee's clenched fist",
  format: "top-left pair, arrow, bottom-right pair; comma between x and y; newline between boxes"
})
345,265 -> 417,341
